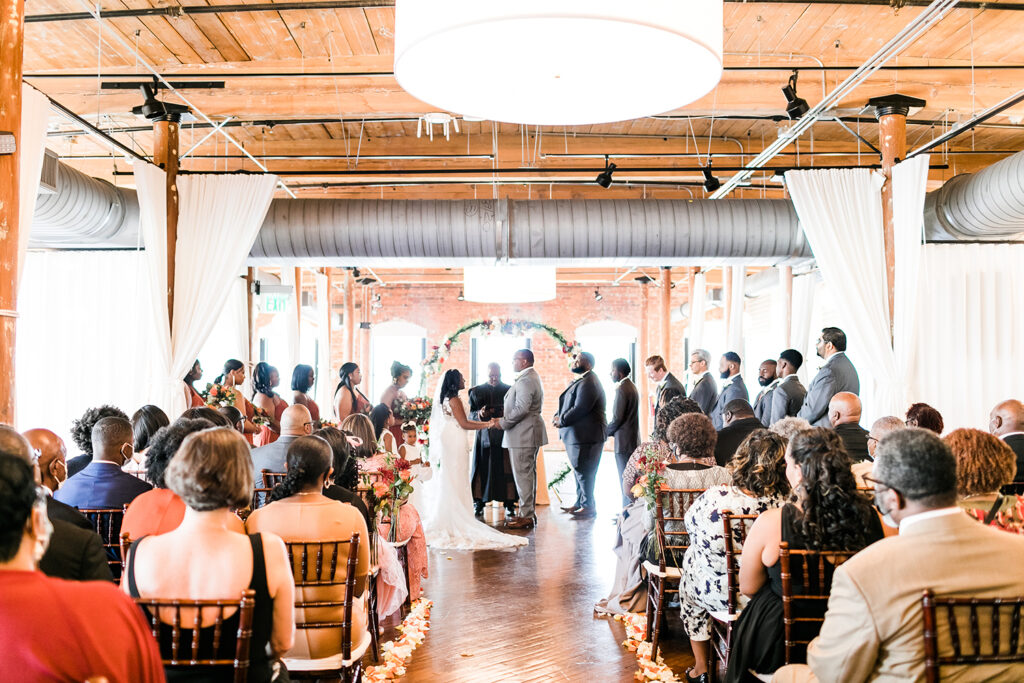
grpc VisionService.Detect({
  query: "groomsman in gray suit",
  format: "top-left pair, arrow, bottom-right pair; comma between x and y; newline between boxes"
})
688,349 -> 718,416
501,349 -> 548,530
752,359 -> 779,427
770,349 -> 808,425
798,327 -> 860,427
710,352 -> 749,430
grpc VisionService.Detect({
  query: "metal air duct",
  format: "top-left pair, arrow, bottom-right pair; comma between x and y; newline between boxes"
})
924,149 -> 1024,241
30,162 -> 140,248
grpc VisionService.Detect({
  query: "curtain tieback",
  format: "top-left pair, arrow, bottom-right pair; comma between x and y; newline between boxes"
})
0,309 -> 19,318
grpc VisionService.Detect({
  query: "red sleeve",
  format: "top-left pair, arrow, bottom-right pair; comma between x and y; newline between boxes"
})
93,584 -> 167,683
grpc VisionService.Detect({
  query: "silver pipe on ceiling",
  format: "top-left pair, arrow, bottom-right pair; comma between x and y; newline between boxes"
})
923,149 -> 1024,240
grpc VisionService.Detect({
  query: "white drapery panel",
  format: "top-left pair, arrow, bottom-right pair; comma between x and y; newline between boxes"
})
726,266 -> 745,354
315,270 -> 334,411
892,155 -> 930,410
17,84 -> 51,292
688,270 -> 707,351
16,251 -> 153,447
134,164 -> 173,411
786,168 -> 899,419
912,245 -> 1024,430
790,272 -> 818,387
282,267 -> 301,371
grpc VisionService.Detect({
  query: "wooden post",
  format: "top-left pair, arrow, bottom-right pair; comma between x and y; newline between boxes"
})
659,267 -> 672,368
343,271 -> 355,362
246,267 -> 256,363
638,282 -> 650,437
869,94 -> 925,339
781,266 -> 794,348
153,119 -> 180,330
0,0 -> 25,423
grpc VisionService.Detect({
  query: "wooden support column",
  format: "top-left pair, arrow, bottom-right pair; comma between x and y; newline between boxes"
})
343,271 -> 355,362
638,282 -> 651,437
781,266 -> 794,348
659,267 -> 672,368
246,267 -> 256,363
153,119 -> 180,330
0,0 -> 24,423
869,94 -> 925,338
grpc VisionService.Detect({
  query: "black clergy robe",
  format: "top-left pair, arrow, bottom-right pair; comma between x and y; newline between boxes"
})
468,381 -> 518,505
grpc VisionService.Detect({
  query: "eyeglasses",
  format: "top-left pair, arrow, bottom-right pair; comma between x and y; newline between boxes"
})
862,474 -> 901,497
867,435 -> 879,444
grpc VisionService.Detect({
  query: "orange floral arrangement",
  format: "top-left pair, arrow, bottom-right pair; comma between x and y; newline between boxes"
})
630,443 -> 670,510
202,382 -> 236,408
363,454 -> 416,542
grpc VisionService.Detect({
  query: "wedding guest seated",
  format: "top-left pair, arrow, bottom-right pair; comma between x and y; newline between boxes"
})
23,428 -> 79,521
946,428 -> 1023,532
291,364 -> 320,424
245,436 -> 371,666
905,402 -> 944,434
768,416 -> 812,443
66,404 -> 128,478
714,399 -> 763,466
678,430 -> 791,682
989,399 -> 1024,484
123,428 -> 295,682
180,406 -> 233,428
0,453 -> 164,682
341,413 -> 379,463
852,416 -> 906,485
773,429 -> 1024,682
218,405 -> 245,433
315,427 -> 371,528
55,416 -> 152,509
827,392 -> 870,463
251,405 -> 314,489
124,405 -> 170,479
4,427 -> 111,582
727,428 -> 883,682
621,397 -> 701,502
122,418 -> 245,540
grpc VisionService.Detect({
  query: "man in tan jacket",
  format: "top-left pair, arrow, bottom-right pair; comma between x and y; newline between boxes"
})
774,428 -> 1024,682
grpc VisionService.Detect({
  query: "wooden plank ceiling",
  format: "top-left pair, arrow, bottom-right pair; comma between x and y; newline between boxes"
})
22,0 -> 1024,199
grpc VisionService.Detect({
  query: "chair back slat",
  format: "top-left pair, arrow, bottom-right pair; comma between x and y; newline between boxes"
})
921,590 -> 1024,682
251,488 -> 273,512
80,507 -> 127,580
721,510 -> 760,615
652,487 -> 706,572
261,470 -> 286,489
779,542 -> 858,665
284,535 -> 362,663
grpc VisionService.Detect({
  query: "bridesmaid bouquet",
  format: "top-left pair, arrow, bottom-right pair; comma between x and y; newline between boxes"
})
630,443 -> 670,511
251,407 -> 271,427
202,383 -> 236,408
394,396 -> 432,425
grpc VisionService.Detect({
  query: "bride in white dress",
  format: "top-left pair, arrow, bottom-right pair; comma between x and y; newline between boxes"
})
422,369 -> 528,551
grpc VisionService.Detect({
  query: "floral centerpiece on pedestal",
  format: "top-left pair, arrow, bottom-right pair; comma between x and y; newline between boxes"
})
202,383 -> 237,408
364,454 -> 416,542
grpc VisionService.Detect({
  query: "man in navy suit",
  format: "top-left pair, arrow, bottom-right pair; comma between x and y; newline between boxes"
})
554,352 -> 607,519
54,416 -> 151,510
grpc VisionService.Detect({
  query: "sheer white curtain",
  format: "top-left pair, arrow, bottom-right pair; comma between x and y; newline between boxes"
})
315,270 -> 334,411
726,265 -> 745,354
134,164 -> 172,408
17,84 -> 51,291
785,168 -> 899,418
136,168 -> 278,414
790,272 -> 818,386
281,267 -> 301,371
16,251 -> 153,447
689,270 -> 707,350
912,245 -> 1024,430
892,155 -> 930,408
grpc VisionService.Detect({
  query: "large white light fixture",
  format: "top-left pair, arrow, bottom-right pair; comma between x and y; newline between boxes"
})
463,265 -> 557,303
394,0 -> 723,126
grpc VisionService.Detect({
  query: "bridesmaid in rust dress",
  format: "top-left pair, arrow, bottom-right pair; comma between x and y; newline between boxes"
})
333,362 -> 372,421
218,359 -> 259,446
379,361 -> 412,443
253,362 -> 288,447
182,360 -> 205,408
291,364 -> 321,424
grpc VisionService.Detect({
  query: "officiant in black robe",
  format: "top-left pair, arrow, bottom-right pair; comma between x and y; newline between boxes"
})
469,363 -> 518,516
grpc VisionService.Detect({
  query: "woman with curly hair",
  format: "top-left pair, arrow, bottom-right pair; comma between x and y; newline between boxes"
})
726,428 -> 883,683
946,428 -> 1023,533
252,362 -> 287,447
122,418 -> 245,539
906,402 -> 944,434
678,429 -> 790,682
66,404 -> 129,477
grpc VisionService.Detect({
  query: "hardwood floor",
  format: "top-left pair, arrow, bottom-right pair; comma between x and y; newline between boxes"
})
380,452 -> 695,682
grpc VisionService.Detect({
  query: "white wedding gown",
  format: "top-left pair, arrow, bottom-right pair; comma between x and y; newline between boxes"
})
421,396 -> 528,551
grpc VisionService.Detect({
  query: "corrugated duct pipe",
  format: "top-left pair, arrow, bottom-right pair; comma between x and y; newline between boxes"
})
923,149 -> 1024,240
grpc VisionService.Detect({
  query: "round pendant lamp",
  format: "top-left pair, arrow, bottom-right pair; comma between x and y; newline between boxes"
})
394,0 -> 723,126
463,266 -> 557,303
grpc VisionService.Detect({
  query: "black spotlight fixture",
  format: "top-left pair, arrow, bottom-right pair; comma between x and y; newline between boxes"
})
457,289 -> 465,301
594,289 -> 603,301
131,78 -> 193,123
782,70 -> 810,120
702,163 -> 721,193
596,155 -> 617,188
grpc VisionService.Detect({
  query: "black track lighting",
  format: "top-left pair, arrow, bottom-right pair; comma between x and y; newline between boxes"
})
594,289 -> 603,301
702,164 -> 721,193
596,155 -> 617,188
782,70 -> 810,120
457,289 -> 465,301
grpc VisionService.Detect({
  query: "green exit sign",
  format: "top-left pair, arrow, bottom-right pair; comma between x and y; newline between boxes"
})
263,294 -> 289,313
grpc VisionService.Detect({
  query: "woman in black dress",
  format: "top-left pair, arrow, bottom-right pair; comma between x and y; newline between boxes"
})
725,428 -> 884,683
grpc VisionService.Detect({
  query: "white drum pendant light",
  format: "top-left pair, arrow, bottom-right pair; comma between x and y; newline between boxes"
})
463,265 -> 557,303
394,0 -> 723,126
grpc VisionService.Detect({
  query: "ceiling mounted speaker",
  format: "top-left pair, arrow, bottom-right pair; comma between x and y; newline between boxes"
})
394,0 -> 723,126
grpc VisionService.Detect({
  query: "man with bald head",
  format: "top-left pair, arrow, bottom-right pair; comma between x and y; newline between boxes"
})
989,399 -> 1024,485
828,392 -> 870,463
24,428 -> 95,530
54,417 -> 152,509
252,404 -> 314,489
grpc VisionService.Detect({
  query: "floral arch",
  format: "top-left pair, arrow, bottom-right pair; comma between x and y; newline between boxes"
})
418,318 -> 579,395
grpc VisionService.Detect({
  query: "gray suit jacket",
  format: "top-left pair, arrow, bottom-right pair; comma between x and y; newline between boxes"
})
710,375 -> 749,430
500,367 -> 548,449
251,435 -> 299,488
690,373 -> 718,416
768,375 -> 807,425
752,382 -> 778,427
797,352 -> 860,427
606,378 -> 640,455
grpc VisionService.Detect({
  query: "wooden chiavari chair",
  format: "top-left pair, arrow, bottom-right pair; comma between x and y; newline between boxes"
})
643,487 -> 705,661
261,470 -> 287,489
283,535 -> 368,682
921,590 -> 1024,682
779,542 -> 858,665
1000,482 -> 1024,496
79,506 -> 128,580
708,510 -> 760,680
133,589 -> 257,683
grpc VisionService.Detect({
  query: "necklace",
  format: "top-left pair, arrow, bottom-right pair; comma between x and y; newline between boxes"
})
294,491 -> 321,496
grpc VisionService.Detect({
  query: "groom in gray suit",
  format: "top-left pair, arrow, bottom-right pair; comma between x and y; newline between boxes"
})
500,348 -> 548,530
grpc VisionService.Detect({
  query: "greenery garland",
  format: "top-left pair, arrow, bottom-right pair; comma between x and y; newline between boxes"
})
418,318 -> 580,394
